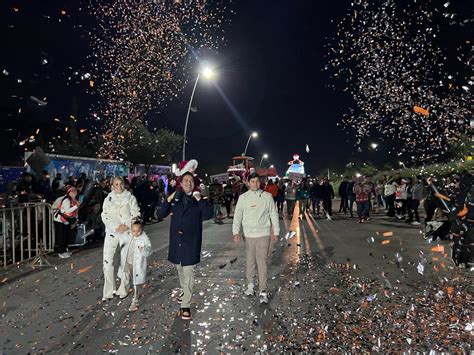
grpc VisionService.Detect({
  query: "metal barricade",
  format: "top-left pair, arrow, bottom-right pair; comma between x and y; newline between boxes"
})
0,202 -> 55,268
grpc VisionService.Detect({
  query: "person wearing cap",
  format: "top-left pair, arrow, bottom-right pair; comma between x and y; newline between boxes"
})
159,172 -> 213,320
53,185 -> 80,258
232,173 -> 280,304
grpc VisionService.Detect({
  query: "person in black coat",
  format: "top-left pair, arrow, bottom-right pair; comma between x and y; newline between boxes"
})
159,172 -> 213,320
320,178 -> 335,216
338,177 -> 350,214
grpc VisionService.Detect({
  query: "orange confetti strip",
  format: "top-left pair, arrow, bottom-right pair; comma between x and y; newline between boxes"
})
440,262 -> 446,269
432,257 -> 439,261
433,265 -> 439,272
413,105 -> 430,117
382,240 -> 390,245
77,265 -> 93,274
431,245 -> 444,253
447,287 -> 454,296
89,80 -> 94,87
382,232 -> 393,237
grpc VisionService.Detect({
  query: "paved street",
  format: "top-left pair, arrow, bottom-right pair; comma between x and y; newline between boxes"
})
0,204 -> 472,353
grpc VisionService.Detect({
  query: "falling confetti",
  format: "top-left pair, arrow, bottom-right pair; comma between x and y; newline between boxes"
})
88,0 -> 235,158
325,0 -> 470,162
413,105 -> 430,117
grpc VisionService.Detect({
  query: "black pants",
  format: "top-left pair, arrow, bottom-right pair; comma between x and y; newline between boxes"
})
348,196 -> 356,217
143,202 -> 156,222
424,200 -> 437,224
276,199 -> 284,213
54,221 -> 74,253
339,195 -> 348,213
407,199 -> 420,222
322,198 -> 332,216
452,227 -> 474,267
286,200 -> 295,216
386,194 -> 395,217
224,198 -> 233,215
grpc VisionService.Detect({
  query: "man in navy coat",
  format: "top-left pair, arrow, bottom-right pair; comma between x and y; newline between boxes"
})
159,172 -> 213,320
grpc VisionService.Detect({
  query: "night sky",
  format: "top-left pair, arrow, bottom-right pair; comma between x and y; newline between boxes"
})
158,0 -> 361,175
0,0 -> 469,175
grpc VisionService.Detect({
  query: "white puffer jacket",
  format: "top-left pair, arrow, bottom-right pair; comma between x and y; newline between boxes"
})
101,190 -> 140,234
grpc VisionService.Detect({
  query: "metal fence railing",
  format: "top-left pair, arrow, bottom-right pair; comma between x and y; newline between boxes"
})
0,202 -> 55,268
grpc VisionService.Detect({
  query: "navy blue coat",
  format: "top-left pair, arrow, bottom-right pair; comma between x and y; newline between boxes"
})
159,196 -> 213,266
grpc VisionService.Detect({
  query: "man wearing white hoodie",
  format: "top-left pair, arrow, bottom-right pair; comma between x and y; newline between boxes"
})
232,173 -> 280,304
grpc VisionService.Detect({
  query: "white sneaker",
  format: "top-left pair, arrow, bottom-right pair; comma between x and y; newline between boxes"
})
244,283 -> 255,296
58,252 -> 70,259
411,221 -> 421,225
129,297 -> 139,311
259,291 -> 268,304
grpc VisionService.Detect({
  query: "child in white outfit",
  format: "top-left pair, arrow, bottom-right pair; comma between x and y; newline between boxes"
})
117,222 -> 152,311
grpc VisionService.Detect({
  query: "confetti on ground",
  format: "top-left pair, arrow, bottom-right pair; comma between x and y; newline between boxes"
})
77,265 -> 93,274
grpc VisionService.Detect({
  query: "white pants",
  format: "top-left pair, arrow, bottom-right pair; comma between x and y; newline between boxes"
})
117,262 -> 136,297
103,233 -> 120,298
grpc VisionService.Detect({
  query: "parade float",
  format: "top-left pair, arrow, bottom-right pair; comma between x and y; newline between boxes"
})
285,154 -> 306,181
227,155 -> 276,181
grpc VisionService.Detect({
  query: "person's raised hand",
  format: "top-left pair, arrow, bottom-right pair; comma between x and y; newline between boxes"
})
167,191 -> 177,203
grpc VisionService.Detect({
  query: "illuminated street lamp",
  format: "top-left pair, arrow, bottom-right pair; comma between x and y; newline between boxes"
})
243,132 -> 258,156
259,153 -> 268,168
370,142 -> 378,150
182,65 -> 216,161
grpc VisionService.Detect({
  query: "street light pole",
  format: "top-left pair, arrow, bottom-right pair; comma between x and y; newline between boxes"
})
182,73 -> 201,162
259,153 -> 268,168
243,132 -> 258,156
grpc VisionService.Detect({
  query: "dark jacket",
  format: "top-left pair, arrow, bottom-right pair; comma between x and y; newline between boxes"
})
347,181 -> 356,198
159,194 -> 213,266
309,184 -> 323,199
338,180 -> 349,197
321,183 -> 335,199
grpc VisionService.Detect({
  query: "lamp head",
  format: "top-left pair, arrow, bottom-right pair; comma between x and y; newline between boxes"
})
201,67 -> 215,80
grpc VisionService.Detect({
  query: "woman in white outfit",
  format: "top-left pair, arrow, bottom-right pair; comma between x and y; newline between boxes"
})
101,176 -> 140,301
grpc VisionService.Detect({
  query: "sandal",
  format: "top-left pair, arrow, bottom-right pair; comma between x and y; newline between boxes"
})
180,308 -> 191,320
